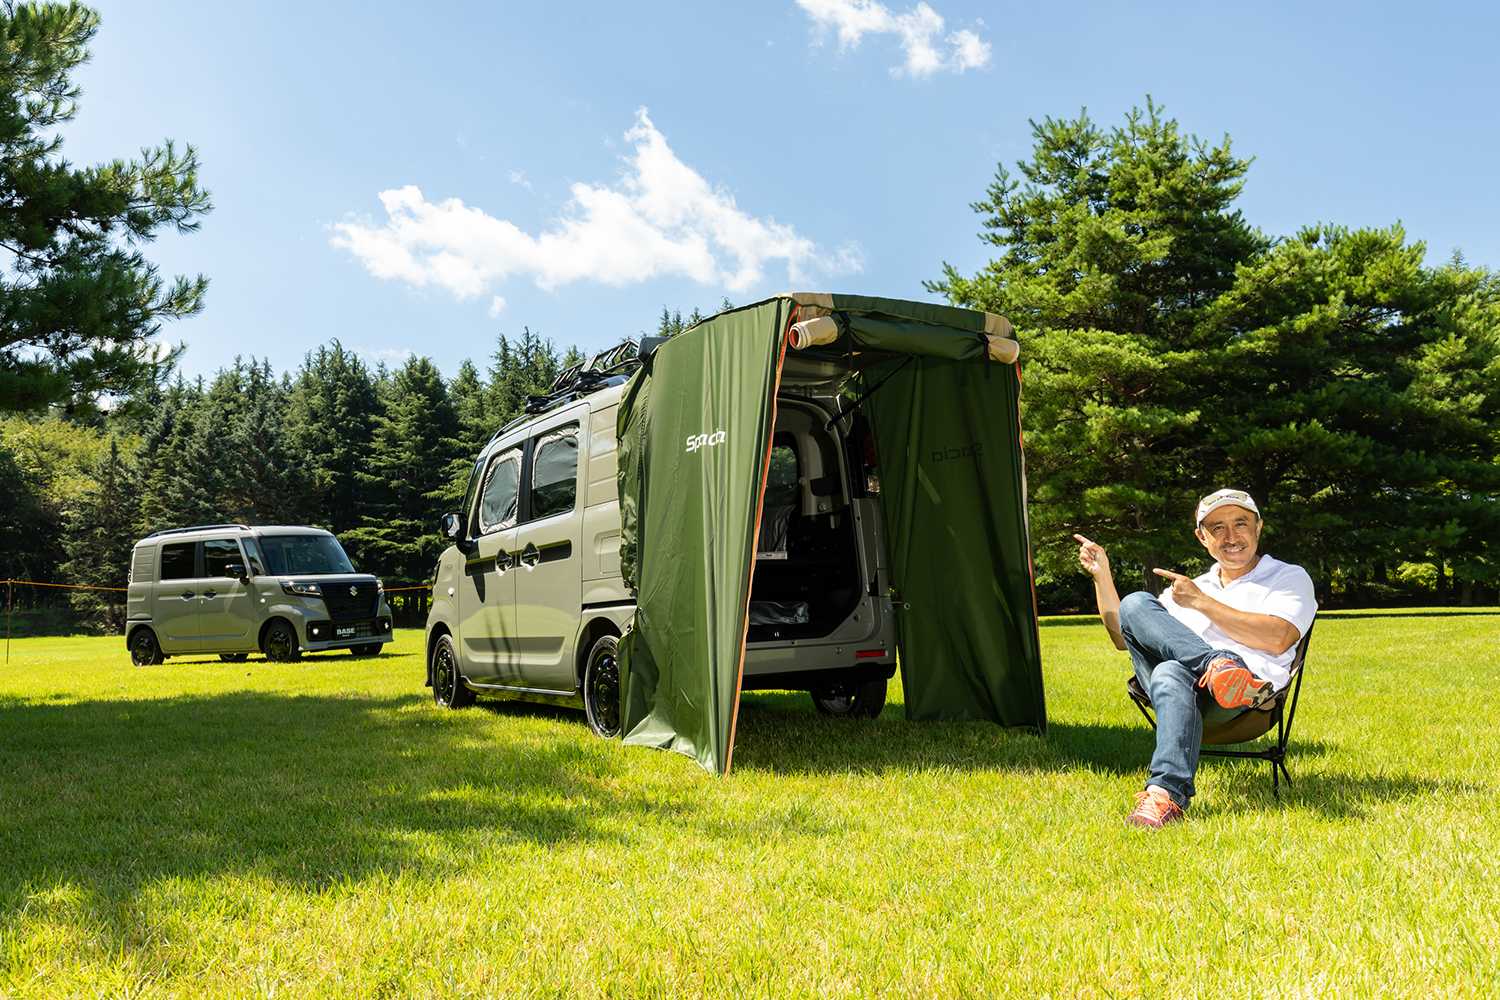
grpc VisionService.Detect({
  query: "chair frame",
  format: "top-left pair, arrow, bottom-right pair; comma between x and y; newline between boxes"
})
1127,623 -> 1313,798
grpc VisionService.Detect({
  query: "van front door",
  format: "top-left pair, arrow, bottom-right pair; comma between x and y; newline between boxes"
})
154,540 -> 201,652
198,537 -> 255,651
512,419 -> 583,692
458,445 -> 521,684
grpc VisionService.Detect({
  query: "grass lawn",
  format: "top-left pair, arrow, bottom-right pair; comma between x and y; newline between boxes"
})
1,610 -> 1497,998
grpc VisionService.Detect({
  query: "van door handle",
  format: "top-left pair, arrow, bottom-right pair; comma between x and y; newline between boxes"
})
202,589 -> 217,599
180,590 -> 195,600
520,544 -> 541,568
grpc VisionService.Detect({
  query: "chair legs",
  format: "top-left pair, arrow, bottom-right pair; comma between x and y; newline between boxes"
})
1129,680 -> 1295,799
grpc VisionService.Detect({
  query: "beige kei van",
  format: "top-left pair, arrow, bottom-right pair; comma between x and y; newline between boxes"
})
125,524 -> 393,664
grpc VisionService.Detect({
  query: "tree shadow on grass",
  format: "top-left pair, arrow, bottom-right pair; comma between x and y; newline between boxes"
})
0,689 -> 651,914
1195,764 -> 1487,820
1316,610 -> 1500,620
731,693 -> 1359,785
731,692 -> 1166,777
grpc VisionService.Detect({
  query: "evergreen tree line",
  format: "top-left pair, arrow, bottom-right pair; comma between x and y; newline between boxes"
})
932,102 -> 1500,609
1,328 -> 589,627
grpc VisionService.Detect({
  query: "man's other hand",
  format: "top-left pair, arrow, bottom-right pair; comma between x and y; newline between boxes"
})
1153,568 -> 1206,609
1075,534 -> 1111,578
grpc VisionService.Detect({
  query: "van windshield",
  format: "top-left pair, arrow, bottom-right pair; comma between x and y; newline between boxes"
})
257,534 -> 356,576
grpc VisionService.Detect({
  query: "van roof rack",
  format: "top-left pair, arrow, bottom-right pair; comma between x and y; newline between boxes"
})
145,524 -> 251,539
494,339 -> 647,439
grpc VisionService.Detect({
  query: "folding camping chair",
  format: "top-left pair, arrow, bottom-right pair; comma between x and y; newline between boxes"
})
1126,623 -> 1314,797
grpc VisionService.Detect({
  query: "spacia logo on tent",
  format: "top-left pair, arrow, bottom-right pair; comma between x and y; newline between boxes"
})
685,429 -> 727,454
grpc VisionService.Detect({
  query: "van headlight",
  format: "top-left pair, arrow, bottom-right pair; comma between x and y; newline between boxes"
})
282,580 -> 323,597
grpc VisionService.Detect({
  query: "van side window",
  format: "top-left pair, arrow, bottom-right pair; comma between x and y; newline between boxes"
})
204,539 -> 241,577
159,542 -> 196,581
530,423 -> 579,520
478,447 -> 522,534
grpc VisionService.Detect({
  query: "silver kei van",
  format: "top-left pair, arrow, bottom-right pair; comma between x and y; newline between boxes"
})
125,524 -> 393,665
423,339 -> 899,734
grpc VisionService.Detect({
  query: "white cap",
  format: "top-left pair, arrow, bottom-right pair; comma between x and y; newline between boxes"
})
1195,488 -> 1260,525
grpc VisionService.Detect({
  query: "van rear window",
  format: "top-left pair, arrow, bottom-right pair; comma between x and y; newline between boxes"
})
258,535 -> 356,576
159,542 -> 195,581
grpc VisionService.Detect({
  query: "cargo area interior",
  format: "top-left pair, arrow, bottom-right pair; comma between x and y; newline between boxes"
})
746,397 -> 865,642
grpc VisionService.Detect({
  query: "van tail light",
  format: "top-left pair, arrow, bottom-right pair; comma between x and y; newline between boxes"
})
855,650 -> 885,659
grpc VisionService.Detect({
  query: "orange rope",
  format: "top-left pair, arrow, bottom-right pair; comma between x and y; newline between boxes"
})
1,579 -> 428,593
1,579 -> 126,592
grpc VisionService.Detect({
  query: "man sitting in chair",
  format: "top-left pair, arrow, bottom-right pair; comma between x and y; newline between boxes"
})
1075,489 -> 1316,828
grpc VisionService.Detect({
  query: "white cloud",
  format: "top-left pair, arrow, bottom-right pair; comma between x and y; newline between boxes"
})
331,109 -> 860,301
487,295 -> 506,318
795,0 -> 992,77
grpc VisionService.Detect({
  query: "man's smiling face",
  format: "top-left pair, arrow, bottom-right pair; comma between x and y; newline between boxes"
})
1196,504 -> 1262,575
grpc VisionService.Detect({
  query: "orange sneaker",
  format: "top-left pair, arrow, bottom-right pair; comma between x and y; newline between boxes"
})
1126,786 -> 1184,828
1198,656 -> 1275,710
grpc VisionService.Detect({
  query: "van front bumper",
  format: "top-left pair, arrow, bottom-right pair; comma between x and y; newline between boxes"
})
304,616 -> 393,649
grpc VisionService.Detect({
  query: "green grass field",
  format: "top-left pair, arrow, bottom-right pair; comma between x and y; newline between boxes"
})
2,610 -> 1497,998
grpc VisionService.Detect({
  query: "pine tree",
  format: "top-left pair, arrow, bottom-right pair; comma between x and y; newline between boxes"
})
0,2 -> 211,413
60,435 -> 136,630
930,101 -> 1266,590
341,356 -> 458,582
283,341 -> 379,533
221,358 -> 309,524
1197,226 -> 1500,596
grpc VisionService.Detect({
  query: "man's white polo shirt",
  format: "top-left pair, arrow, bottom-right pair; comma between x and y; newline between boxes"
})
1158,553 -> 1316,690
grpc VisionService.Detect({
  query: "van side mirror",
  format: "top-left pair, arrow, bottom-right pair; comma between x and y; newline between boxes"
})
226,563 -> 249,582
441,513 -> 464,541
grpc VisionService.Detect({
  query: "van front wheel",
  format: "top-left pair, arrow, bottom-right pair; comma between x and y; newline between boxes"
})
431,634 -> 474,709
583,635 -> 622,738
811,677 -> 887,718
263,619 -> 301,663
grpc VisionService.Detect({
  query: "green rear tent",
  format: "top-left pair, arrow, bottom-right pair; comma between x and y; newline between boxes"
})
616,292 -> 1045,775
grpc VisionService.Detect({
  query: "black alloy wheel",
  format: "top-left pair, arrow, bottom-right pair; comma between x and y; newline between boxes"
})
219,653 -> 248,663
431,633 -> 474,709
583,634 -> 622,738
263,619 -> 301,663
811,677 -> 887,718
129,628 -> 163,666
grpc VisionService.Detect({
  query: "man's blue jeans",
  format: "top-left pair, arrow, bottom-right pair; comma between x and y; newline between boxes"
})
1117,590 -> 1248,809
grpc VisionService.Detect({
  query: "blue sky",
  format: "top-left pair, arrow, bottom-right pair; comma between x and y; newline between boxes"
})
75,0 -> 1499,383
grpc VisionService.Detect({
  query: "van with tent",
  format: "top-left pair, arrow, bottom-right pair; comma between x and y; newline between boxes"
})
424,293 -> 1046,775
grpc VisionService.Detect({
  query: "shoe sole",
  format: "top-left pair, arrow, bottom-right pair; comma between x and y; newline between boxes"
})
1205,662 -> 1274,710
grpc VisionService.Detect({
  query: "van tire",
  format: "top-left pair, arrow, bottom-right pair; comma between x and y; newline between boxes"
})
263,619 -> 301,663
811,677 -> 886,718
583,635 -> 622,738
130,628 -> 163,666
431,633 -> 474,709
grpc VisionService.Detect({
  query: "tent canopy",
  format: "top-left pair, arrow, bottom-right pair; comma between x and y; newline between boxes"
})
616,293 -> 1045,775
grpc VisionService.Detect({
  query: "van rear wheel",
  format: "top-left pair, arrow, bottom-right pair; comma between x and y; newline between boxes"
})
431,633 -> 474,709
130,628 -> 163,666
811,677 -> 887,718
583,635 -> 622,738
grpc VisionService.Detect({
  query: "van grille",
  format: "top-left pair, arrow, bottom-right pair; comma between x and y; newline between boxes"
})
322,582 -> 378,619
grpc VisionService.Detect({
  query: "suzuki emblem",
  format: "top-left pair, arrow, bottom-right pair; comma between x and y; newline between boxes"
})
349,585 -> 358,596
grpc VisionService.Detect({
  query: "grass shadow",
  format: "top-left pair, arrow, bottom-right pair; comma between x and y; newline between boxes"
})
1316,610 -> 1500,620
0,689 -> 650,914
731,693 -> 1359,790
1195,766 -> 1487,819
